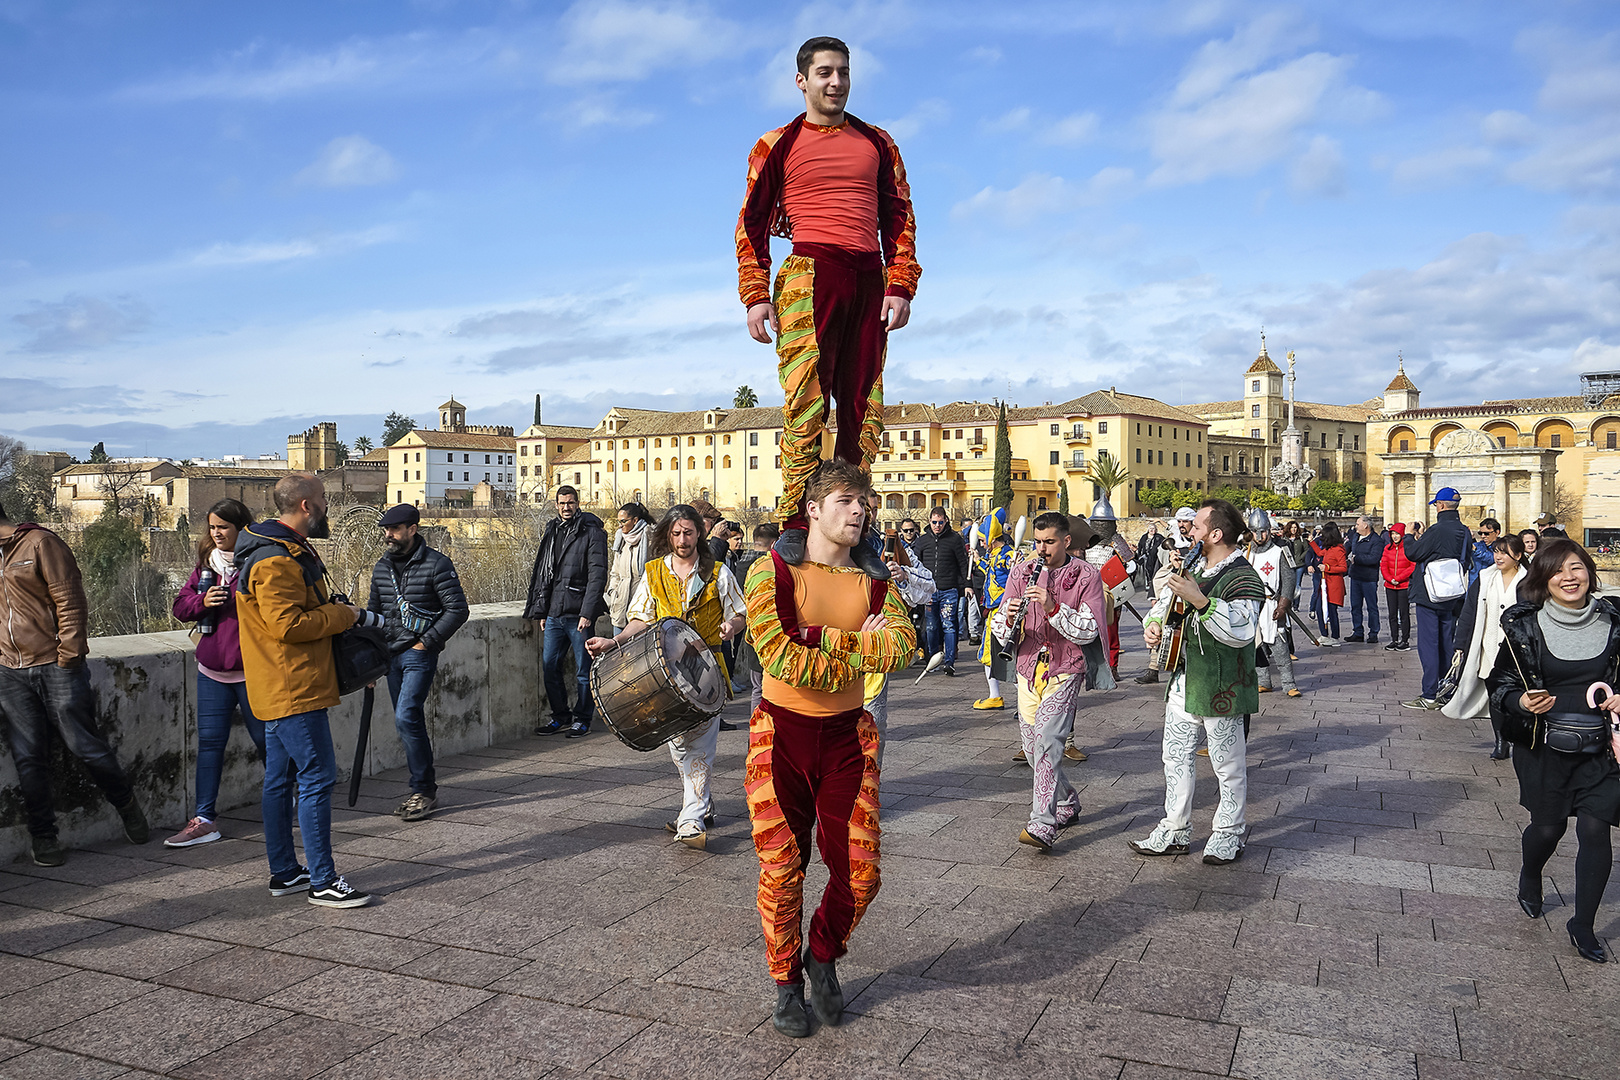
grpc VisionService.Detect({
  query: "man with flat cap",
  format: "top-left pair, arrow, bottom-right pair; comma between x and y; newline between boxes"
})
368,505 -> 469,821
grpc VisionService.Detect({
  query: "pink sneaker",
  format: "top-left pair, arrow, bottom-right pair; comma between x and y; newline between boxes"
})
163,817 -> 221,848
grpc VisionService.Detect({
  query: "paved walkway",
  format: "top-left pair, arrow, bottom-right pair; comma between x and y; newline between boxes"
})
1,638 -> 1615,1080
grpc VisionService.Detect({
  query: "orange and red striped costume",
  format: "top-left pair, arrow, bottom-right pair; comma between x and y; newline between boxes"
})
743,551 -> 915,985
735,115 -> 920,524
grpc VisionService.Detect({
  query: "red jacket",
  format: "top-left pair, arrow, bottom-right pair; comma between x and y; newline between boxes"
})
1312,541 -> 1347,606
1380,538 -> 1415,590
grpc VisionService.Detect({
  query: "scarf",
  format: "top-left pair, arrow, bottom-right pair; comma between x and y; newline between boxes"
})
1538,596 -> 1611,661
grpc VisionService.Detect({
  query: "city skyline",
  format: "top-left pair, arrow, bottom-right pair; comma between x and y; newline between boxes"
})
5,1 -> 1619,459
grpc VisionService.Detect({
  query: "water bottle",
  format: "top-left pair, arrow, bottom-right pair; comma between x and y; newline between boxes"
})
196,568 -> 218,636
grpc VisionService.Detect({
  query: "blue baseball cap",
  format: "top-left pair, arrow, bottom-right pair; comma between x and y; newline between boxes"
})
1429,486 -> 1460,504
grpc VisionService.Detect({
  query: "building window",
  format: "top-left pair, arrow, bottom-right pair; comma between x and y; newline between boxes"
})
688,457 -> 696,469
1197,455 -> 1202,467
1336,434 -> 1343,449
749,432 -> 758,446
1251,405 -> 1261,417
1223,456 -> 1230,471
401,470 -> 408,481
1320,458 -> 1330,475
594,441 -> 601,450
520,466 -> 528,477
750,456 -> 759,469
1049,451 -> 1060,465
955,429 -> 963,439
1252,380 -> 1260,392
1609,431 -> 1617,449
1050,424 -> 1060,436
1353,435 -> 1360,450
710,456 -> 718,468
974,428 -> 984,443
1098,422 -> 1108,434
464,472 -> 471,481
1135,448 -> 1142,463
1037,497 -> 1048,509
520,445 -> 528,456
415,452 -> 421,462
688,437 -> 695,446
396,490 -> 402,502
1173,453 -> 1179,466
774,455 -> 781,468
723,435 -> 731,445
1320,433 -> 1327,448
1551,433 -> 1562,447
484,473 -> 490,482
637,459 -> 645,470
1158,451 -> 1164,465
1173,428 -> 1178,440
1251,428 -> 1261,439
463,454 -> 470,463
1400,439 -> 1410,451
415,470 -> 421,480
1353,461 -> 1363,480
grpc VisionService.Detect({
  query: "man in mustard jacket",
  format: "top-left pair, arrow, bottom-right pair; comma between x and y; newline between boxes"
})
236,474 -> 381,908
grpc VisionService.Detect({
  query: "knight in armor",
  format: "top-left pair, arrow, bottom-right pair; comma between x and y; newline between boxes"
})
1246,510 -> 1302,698
1085,495 -> 1136,680
1129,500 -> 1266,866
587,505 -> 747,850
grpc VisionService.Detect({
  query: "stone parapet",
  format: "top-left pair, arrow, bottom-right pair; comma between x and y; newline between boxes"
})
0,602 -> 541,863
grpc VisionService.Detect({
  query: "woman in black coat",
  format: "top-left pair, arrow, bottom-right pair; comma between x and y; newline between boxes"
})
1486,538 -> 1620,963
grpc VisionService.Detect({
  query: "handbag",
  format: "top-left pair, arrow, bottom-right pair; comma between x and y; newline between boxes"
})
332,620 -> 390,696
1433,649 -> 1465,706
1543,713 -> 1607,754
1423,532 -> 1469,602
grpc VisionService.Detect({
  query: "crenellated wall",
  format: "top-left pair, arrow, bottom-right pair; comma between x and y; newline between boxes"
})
0,602 -> 546,864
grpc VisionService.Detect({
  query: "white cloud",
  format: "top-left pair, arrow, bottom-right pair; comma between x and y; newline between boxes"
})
12,294 -> 150,353
1169,10 -> 1316,108
294,135 -> 399,188
1481,109 -> 1535,147
551,0 -> 736,86
986,106 -> 1031,133
186,226 -> 398,267
1574,337 -> 1620,371
879,98 -> 948,141
120,37 -> 417,102
1148,50 -> 1356,186
1392,144 -> 1494,190
1040,112 -> 1099,146
1291,134 -> 1345,196
952,167 -> 1134,225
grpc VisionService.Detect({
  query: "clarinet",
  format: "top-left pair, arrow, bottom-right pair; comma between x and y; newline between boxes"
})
998,559 -> 1044,662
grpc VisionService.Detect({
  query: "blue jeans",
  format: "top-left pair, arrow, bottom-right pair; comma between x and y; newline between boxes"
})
263,708 -> 338,888
1415,604 -> 1459,700
387,648 -> 439,796
0,663 -> 133,839
543,616 -> 594,726
1347,578 -> 1381,638
195,673 -> 265,820
925,588 -> 960,664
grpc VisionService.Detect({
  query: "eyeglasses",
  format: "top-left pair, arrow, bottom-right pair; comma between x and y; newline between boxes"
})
901,527 -> 918,535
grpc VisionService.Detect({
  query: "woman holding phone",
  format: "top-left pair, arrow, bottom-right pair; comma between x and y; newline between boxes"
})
1487,538 -> 1620,963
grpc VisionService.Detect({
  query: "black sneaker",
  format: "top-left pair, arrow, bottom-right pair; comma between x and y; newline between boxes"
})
1366,635 -> 1380,645
1345,634 -> 1365,643
773,528 -> 808,567
941,665 -> 957,677
565,722 -> 590,739
1383,641 -> 1401,651
31,835 -> 66,867
308,877 -> 372,908
772,982 -> 811,1038
269,867 -> 311,896
850,541 -> 892,581
802,948 -> 844,1025
116,798 -> 150,845
535,720 -> 569,736
1134,670 -> 1160,684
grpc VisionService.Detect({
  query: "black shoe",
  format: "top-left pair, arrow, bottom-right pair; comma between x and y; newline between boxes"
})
1366,635 -> 1379,645
565,722 -> 590,739
773,982 -> 811,1038
1384,641 -> 1401,651
1518,869 -> 1544,918
1397,642 -> 1414,651
116,798 -> 150,845
535,720 -> 569,736
308,876 -> 372,909
850,541 -> 892,581
1345,634 -> 1365,643
1567,919 -> 1608,963
31,835 -> 65,867
718,719 -> 739,731
942,665 -> 957,677
774,528 -> 807,567
269,867 -> 312,897
1134,670 -> 1160,684
802,948 -> 844,1025
1491,735 -> 1511,761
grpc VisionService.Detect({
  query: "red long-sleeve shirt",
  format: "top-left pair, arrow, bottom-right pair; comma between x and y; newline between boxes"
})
734,113 -> 920,308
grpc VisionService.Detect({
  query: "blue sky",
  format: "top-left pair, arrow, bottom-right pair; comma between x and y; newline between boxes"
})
4,0 -> 1619,459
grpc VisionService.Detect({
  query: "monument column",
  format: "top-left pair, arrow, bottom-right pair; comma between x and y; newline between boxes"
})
1413,468 -> 1430,526
1529,463 -> 1545,523
1384,471 -> 1397,527
1493,467 -> 1510,529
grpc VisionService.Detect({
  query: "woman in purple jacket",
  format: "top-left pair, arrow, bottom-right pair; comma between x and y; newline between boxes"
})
166,498 -> 263,847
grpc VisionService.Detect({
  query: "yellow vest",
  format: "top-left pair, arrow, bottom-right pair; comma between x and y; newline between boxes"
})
645,558 -> 729,681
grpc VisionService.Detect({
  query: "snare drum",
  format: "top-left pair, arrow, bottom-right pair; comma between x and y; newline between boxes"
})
590,617 -> 727,751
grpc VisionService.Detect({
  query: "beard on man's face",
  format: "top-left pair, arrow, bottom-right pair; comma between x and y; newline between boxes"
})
306,508 -> 331,539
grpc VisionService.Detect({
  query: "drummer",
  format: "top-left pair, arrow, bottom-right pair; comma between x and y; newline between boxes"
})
587,504 -> 746,849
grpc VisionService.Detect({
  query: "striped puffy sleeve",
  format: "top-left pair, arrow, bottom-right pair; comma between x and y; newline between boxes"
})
744,554 -> 860,691
870,124 -> 921,301
820,579 -> 917,676
735,127 -> 789,308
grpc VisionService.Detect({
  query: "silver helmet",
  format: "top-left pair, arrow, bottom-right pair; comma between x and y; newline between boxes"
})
1089,495 -> 1117,522
1245,508 -> 1273,534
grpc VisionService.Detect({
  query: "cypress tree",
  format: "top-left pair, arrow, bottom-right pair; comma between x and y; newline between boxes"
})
992,401 -> 1014,515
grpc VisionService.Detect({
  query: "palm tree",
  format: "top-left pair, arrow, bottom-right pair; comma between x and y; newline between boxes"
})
734,386 -> 759,408
1080,451 -> 1133,514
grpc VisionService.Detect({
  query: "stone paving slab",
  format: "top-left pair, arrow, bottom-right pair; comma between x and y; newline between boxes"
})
2,639 -> 1617,1078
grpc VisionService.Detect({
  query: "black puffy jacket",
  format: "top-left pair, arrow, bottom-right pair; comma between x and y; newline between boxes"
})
1486,597 -> 1620,748
368,537 -> 470,654
523,511 -> 609,621
912,525 -> 970,593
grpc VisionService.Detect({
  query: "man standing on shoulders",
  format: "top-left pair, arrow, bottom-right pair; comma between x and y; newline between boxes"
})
525,485 -> 608,738
912,507 -> 967,676
742,460 -> 916,1038
235,474 -> 378,907
1400,487 -> 1471,710
994,513 -> 1107,852
0,501 -> 148,867
368,504 -> 469,823
737,36 -> 920,581
1343,515 -> 1386,644
1246,511 -> 1301,698
1129,500 -> 1266,866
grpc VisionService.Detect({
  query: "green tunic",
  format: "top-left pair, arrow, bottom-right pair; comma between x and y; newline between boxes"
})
1177,556 -> 1266,717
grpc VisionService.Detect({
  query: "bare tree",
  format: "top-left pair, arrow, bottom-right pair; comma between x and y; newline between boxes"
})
1551,480 -> 1583,526
97,462 -> 144,517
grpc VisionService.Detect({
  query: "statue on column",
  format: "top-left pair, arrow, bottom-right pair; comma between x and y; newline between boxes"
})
1268,347 -> 1315,498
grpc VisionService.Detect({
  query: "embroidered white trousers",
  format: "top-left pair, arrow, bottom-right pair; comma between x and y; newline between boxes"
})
669,714 -> 720,828
1157,673 -> 1247,847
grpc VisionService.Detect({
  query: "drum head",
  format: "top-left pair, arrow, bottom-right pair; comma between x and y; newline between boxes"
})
659,618 -> 726,712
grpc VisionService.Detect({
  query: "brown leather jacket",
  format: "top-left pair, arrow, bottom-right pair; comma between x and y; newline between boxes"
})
0,524 -> 89,668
